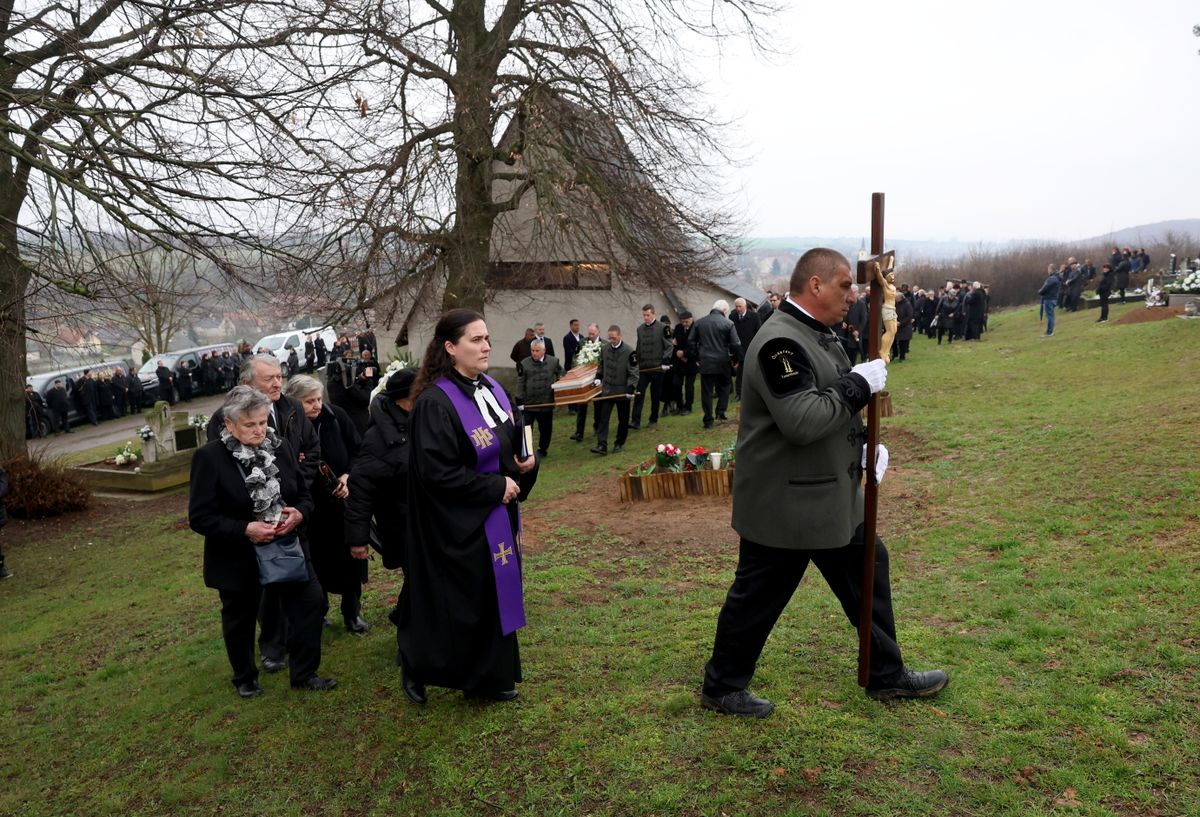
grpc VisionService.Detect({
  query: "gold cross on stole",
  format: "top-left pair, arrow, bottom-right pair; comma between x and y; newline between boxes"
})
492,541 -> 513,566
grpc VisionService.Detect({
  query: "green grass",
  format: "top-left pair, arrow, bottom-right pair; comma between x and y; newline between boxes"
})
2,302 -> 1198,816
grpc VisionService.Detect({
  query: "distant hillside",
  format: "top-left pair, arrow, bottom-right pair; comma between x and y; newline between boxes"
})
742,236 -> 986,261
1076,219 -> 1200,248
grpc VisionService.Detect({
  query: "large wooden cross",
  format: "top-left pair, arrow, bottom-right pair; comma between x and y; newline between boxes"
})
854,192 -> 893,687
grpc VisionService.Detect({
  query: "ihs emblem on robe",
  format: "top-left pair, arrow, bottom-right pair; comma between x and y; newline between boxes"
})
470,426 -> 495,449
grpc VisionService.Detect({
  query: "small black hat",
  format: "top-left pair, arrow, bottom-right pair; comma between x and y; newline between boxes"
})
382,367 -> 418,399
679,310 -> 693,320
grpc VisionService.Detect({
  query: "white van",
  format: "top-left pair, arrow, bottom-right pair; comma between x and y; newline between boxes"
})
252,326 -> 338,376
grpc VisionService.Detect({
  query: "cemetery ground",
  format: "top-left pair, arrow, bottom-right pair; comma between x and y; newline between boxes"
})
2,302 -> 1197,817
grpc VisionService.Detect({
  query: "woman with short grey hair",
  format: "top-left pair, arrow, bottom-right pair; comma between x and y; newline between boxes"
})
188,385 -> 335,696
285,374 -> 366,632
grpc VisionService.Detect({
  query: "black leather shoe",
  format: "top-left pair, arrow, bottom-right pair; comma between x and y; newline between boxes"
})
646,422 -> 657,430
590,444 -> 607,455
345,616 -> 371,634
700,689 -> 774,718
537,449 -> 549,458
291,676 -> 338,691
261,656 -> 287,673
236,680 -> 262,698
627,423 -> 641,431
569,433 -> 583,442
865,668 -> 949,701
612,444 -> 623,453
401,668 -> 427,705
464,688 -> 519,702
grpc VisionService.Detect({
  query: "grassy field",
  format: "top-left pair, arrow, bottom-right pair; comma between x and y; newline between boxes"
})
2,302 -> 1197,816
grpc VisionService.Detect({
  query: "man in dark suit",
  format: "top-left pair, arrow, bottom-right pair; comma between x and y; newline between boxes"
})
510,328 -> 535,365
730,298 -> 761,399
562,319 -> 583,370
207,354 -> 321,673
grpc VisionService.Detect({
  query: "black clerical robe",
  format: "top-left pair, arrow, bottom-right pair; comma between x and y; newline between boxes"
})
397,370 -> 538,692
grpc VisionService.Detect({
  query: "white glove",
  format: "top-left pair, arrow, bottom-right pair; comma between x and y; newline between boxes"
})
861,443 -> 889,484
593,378 -> 602,386
661,364 -> 670,371
849,359 -> 887,394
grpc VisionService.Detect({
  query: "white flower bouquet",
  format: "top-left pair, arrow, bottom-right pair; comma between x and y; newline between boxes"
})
137,425 -> 156,441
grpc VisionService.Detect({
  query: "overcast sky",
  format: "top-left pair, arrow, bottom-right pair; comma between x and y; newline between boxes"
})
698,0 -> 1200,242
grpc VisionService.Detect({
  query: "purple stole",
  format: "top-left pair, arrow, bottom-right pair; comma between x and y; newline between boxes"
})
435,375 -> 526,636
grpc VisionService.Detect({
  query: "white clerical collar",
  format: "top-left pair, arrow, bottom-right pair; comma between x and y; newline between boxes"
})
785,296 -> 818,322
610,342 -> 622,349
471,378 -> 509,429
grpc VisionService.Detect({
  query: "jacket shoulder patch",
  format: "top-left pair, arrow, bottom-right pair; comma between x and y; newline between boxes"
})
758,337 -> 814,396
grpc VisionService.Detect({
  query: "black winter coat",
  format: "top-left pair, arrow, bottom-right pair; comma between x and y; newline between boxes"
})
344,398 -> 412,569
307,403 -> 363,594
188,436 -> 315,592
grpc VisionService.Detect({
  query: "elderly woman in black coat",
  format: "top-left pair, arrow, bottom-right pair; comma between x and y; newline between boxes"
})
188,385 -> 335,697
284,374 -> 366,633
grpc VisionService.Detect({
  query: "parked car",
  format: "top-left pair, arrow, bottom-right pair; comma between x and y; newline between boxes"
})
27,359 -> 134,428
135,342 -> 238,403
252,326 -> 337,376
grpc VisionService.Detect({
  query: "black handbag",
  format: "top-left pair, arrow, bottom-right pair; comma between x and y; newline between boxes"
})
254,533 -> 308,584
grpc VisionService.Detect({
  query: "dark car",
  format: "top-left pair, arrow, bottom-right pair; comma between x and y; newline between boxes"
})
27,359 -> 134,428
135,343 -> 238,404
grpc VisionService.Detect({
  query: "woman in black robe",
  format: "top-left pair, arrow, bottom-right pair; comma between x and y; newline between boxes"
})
397,309 -> 538,705
284,375 -> 366,632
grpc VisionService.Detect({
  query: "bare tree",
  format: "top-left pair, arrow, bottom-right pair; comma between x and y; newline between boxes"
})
282,0 -> 776,316
101,242 -> 210,356
0,0 -> 363,458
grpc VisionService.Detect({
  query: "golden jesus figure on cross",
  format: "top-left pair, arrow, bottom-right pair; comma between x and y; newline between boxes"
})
872,256 -> 898,363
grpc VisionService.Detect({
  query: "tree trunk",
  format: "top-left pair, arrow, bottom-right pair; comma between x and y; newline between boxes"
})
440,0 -> 498,315
0,222 -> 32,461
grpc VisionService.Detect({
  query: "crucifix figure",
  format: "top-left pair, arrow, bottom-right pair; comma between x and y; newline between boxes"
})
872,255 -> 898,363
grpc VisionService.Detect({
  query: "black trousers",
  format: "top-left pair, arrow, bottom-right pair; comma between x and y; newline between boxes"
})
702,531 -> 905,696
328,586 -> 362,624
937,325 -> 953,345
631,370 -> 663,425
219,576 -> 327,686
526,409 -> 553,454
895,338 -> 911,360
258,589 -> 289,661
699,372 -> 731,425
50,409 -> 69,433
678,372 -> 696,411
595,397 -> 630,447
1099,294 -> 1110,321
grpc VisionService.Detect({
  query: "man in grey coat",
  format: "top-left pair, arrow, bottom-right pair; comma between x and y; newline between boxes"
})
590,325 -> 638,455
687,300 -> 741,429
516,339 -> 564,457
700,248 -> 948,718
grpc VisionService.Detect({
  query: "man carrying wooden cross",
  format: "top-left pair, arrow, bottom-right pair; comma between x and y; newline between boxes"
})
700,248 -> 948,718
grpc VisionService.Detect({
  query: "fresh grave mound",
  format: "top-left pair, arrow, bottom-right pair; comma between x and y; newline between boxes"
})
1114,306 -> 1183,325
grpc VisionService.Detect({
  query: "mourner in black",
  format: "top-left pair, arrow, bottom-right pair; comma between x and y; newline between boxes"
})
344,368 -> 416,632
46,380 -> 72,432
208,354 -> 321,672
688,300 -> 742,429
670,312 -> 698,415
327,359 -> 373,435
286,375 -> 366,633
701,248 -> 948,718
398,310 -> 538,704
155,361 -> 175,404
730,298 -> 761,399
570,323 -> 602,442
189,386 -> 334,696
562,319 -> 583,371
78,370 -> 99,425
24,385 -> 48,438
516,340 -> 563,457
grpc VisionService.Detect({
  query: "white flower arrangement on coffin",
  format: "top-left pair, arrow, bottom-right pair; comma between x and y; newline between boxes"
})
573,338 -> 602,367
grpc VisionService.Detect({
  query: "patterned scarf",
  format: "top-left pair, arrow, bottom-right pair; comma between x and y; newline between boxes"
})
220,427 -> 284,522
